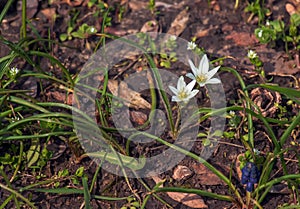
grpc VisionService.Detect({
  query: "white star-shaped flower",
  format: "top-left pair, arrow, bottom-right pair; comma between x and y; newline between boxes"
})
10,67 -> 19,76
187,41 -> 197,50
186,54 -> 221,87
247,50 -> 257,59
169,76 -> 199,103
257,29 -> 263,38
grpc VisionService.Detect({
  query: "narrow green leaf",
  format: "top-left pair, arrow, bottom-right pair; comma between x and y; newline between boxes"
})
82,177 -> 91,209
26,138 -> 41,168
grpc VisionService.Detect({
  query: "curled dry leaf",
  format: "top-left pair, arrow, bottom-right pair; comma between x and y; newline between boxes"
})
152,176 -> 208,208
167,9 -> 189,36
107,79 -> 151,109
250,87 -> 281,117
235,153 -> 244,181
172,165 -> 193,180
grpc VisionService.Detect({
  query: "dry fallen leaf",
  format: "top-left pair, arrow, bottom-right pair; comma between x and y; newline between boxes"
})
128,0 -> 148,11
167,192 -> 208,208
273,56 -> 299,75
152,176 -> 208,208
46,91 -> 73,105
286,3 -> 297,15
107,79 -> 151,109
167,9 -> 189,36
130,111 -> 148,125
210,0 -> 221,11
225,31 -> 258,47
192,163 -> 225,185
195,28 -> 210,38
140,20 -> 159,33
41,8 -> 57,23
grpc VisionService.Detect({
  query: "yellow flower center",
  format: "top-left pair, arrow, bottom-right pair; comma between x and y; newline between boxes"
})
196,74 -> 207,83
178,90 -> 187,99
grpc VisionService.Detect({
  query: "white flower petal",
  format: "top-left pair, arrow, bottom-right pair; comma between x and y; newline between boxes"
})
169,85 -> 178,95
188,89 -> 199,99
206,66 -> 220,80
205,78 -> 221,84
186,80 -> 196,92
186,73 -> 196,80
172,96 -> 181,102
187,41 -> 196,50
188,59 -> 198,76
199,54 -> 209,74
177,76 -> 186,90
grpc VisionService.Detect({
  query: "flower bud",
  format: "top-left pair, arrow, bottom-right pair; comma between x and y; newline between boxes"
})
246,182 -> 254,192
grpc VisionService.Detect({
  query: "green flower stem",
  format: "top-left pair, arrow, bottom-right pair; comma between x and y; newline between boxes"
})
21,0 -> 27,39
138,177 -> 172,209
89,160 -> 105,193
221,67 -> 254,148
82,177 -> 92,209
246,191 -> 251,207
10,141 -> 24,183
174,104 -> 181,135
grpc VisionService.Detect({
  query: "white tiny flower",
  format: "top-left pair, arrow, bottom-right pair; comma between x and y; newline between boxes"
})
187,41 -> 197,50
90,27 -> 97,33
257,29 -> 263,38
186,54 -> 221,87
11,116 -> 20,123
253,148 -> 260,155
169,35 -> 177,41
247,50 -> 257,59
229,111 -> 235,116
266,20 -> 270,26
10,67 -> 20,76
169,76 -> 199,103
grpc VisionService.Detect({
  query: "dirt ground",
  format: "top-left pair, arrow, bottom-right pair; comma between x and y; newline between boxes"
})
1,0 -> 300,208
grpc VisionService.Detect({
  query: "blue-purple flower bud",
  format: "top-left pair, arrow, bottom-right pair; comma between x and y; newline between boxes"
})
250,177 -> 258,184
246,182 -> 254,192
241,174 -> 249,184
